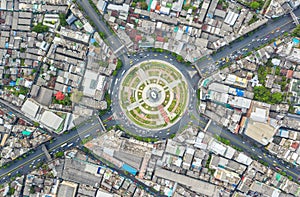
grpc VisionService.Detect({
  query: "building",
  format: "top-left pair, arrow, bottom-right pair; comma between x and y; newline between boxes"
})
286,48 -> 300,63
40,111 -> 64,131
21,99 -> 40,118
57,181 -> 78,197
154,167 -> 218,196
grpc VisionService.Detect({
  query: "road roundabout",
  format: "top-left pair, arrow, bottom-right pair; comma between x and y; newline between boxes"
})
119,60 -> 189,130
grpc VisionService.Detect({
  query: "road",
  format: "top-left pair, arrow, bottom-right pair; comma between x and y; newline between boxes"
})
76,0 -> 127,56
197,8 -> 300,76
78,147 -> 165,197
103,51 -> 209,139
0,116 -> 101,183
0,114 -> 165,196
1,0 -> 299,190
207,121 -> 300,182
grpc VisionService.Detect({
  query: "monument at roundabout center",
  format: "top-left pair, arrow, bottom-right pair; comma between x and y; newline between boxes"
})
119,60 -> 189,130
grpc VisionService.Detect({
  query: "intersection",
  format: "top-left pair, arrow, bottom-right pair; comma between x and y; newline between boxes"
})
1,0 -> 300,190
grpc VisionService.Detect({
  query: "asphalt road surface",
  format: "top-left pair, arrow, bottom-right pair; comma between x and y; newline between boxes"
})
0,116 -> 101,183
0,115 -> 165,195
197,8 -> 300,76
76,0 -> 127,57
207,121 -> 300,182
104,51 -> 209,138
1,1 -> 300,189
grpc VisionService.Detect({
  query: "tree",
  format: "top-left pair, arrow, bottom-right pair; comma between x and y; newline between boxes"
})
93,42 -> 100,47
116,59 -> 123,70
253,86 -> 271,103
32,23 -> 49,33
59,13 -> 67,27
55,151 -> 64,158
271,92 -> 283,104
20,47 -> 26,53
292,25 -> 300,37
176,55 -> 184,62
140,2 -> 148,10
250,1 -> 260,10
33,122 -> 40,127
99,31 -> 106,39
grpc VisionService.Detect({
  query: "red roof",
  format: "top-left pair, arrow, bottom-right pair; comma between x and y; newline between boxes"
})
156,36 -> 164,42
291,142 -> 299,150
286,70 -> 294,79
55,91 -> 65,101
135,35 -> 142,42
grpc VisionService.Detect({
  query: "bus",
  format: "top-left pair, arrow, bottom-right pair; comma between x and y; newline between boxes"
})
60,143 -> 67,148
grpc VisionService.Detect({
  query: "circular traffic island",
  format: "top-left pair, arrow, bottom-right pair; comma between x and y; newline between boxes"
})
119,60 -> 189,130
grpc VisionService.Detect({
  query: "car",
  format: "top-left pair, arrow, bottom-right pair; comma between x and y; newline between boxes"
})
251,148 -> 255,152
165,56 -> 168,58
275,166 -> 281,171
258,156 -> 262,159
242,141 -> 245,144
154,54 -> 157,56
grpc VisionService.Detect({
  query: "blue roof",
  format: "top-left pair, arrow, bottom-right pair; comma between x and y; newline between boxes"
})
9,81 -> 16,86
122,164 -> 137,175
293,38 -> 299,44
185,26 -> 189,33
97,167 -> 102,174
66,14 -> 77,25
67,86 -> 72,93
236,88 -> 244,97
90,38 -> 96,44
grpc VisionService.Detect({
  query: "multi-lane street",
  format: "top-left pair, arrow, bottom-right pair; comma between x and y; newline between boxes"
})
0,116 -> 101,183
105,51 -> 208,139
0,112 -> 165,196
0,0 -> 300,192
75,0 -> 300,182
207,121 -> 300,182
76,0 -> 127,56
197,9 -> 300,76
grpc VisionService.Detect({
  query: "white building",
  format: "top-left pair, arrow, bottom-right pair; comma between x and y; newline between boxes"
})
287,48 -> 300,63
